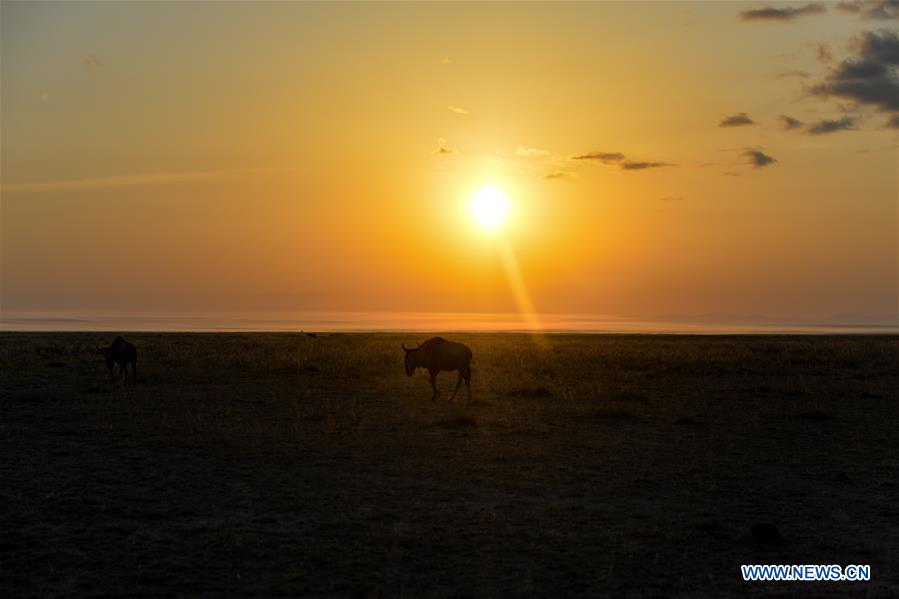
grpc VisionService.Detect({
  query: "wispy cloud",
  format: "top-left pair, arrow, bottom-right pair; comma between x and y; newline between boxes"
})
779,114 -> 804,130
516,145 -> 550,157
543,171 -> 570,180
432,137 -> 456,155
0,168 -> 293,193
739,3 -> 826,21
816,43 -> 833,62
807,116 -> 857,134
836,0 -> 865,13
447,105 -> 469,115
719,112 -> 755,127
864,0 -> 899,19
621,161 -> 672,170
571,151 -> 673,171
777,70 -> 811,79
83,53 -> 102,73
836,0 -> 899,19
743,149 -> 778,168
571,151 -> 625,163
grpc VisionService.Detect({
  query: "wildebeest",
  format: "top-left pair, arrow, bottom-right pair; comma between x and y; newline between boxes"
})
403,337 -> 472,400
97,336 -> 137,383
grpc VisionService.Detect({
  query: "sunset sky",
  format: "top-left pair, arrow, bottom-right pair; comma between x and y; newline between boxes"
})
2,2 -> 897,327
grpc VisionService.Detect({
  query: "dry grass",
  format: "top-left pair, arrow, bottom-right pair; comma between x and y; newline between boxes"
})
1,332 -> 897,596
433,415 -> 478,429
579,406 -> 636,421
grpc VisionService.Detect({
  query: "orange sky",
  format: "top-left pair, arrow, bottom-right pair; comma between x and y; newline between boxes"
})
2,2 -> 897,325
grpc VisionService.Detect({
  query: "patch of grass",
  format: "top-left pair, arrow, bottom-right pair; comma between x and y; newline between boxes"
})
578,407 -> 635,422
794,410 -> 834,421
434,415 -> 478,429
0,332 -> 897,597
750,523 -> 782,544
610,391 -> 650,403
507,387 -> 552,398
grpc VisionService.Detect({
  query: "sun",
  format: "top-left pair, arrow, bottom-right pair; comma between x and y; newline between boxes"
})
470,186 -> 509,230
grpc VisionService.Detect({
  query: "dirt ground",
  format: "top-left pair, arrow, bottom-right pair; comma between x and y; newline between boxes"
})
1,333 -> 897,597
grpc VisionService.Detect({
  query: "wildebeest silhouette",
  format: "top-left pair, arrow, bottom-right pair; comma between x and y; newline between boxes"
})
403,337 -> 472,401
97,336 -> 137,383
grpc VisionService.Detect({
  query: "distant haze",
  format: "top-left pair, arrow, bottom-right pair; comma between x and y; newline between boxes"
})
1,310 -> 895,335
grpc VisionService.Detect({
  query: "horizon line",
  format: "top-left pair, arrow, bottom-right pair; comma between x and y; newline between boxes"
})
2,310 -> 896,335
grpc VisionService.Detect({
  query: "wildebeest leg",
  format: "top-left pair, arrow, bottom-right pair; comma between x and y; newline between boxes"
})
450,371 -> 463,401
464,366 -> 472,400
429,370 -> 440,400
132,360 -> 138,381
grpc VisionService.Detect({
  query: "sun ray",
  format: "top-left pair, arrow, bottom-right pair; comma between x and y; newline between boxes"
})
497,240 -> 542,331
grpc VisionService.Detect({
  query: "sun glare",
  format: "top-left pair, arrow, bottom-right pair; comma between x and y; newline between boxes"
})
470,186 -> 509,230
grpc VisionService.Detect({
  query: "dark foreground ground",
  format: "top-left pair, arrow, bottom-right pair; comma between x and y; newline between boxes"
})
1,333 -> 897,597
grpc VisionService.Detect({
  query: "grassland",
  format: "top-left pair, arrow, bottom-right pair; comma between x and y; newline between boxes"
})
1,333 -> 897,597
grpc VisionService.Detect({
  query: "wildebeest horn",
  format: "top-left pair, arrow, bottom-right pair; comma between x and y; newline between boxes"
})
96,344 -> 104,353
401,342 -> 419,351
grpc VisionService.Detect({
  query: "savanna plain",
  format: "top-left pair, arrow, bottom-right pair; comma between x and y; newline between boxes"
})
1,333 -> 897,597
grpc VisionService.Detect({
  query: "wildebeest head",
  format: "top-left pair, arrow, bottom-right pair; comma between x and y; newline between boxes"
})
402,342 -> 420,376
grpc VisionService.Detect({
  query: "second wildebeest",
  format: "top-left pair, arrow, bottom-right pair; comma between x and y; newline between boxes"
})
403,337 -> 472,400
97,336 -> 137,383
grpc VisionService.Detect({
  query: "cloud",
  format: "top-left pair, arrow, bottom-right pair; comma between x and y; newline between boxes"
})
743,149 -> 778,168
779,114 -> 804,129
816,43 -> 833,62
855,28 -> 899,62
866,0 -> 899,18
544,171 -> 568,179
83,53 -> 102,73
739,3 -> 826,21
432,137 -> 456,155
516,145 -> 550,157
447,105 -> 469,115
719,112 -> 755,127
571,150 -> 673,171
807,116 -> 857,133
884,113 -> 899,127
570,151 -> 625,163
810,30 -> 899,112
836,1 -> 864,13
777,70 -> 811,79
620,161 -> 672,170
0,168 -> 292,193
836,0 -> 899,19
